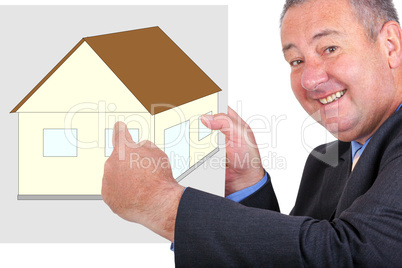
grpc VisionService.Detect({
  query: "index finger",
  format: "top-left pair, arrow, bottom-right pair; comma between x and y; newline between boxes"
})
112,121 -> 135,148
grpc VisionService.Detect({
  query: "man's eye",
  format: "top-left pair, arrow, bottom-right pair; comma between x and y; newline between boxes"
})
325,46 -> 338,53
290,60 -> 303,67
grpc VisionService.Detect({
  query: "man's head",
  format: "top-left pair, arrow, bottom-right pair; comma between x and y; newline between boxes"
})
281,0 -> 402,143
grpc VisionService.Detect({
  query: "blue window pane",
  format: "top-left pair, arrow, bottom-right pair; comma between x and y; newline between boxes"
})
43,129 -> 77,157
105,128 -> 139,157
165,121 -> 190,179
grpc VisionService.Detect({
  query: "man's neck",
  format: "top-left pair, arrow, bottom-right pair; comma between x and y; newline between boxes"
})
354,101 -> 402,145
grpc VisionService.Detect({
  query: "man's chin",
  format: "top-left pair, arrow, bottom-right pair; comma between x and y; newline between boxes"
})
327,128 -> 363,143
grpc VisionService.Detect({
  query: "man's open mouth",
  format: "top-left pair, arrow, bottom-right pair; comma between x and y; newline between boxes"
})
319,89 -> 346,105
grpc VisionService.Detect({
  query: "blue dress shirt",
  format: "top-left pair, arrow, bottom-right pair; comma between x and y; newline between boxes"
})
226,173 -> 268,202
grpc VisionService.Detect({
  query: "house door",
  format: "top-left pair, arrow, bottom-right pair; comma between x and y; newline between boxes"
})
164,120 -> 190,179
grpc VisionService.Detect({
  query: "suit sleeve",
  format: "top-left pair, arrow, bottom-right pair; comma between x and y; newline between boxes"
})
239,172 -> 280,211
174,154 -> 402,267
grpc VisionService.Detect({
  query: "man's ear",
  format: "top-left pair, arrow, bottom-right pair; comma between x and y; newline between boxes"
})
379,21 -> 402,69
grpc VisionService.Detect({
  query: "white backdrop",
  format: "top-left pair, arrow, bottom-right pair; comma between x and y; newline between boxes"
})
1,0 -> 402,267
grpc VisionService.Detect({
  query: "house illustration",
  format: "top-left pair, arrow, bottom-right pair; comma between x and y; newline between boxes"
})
11,26 -> 221,200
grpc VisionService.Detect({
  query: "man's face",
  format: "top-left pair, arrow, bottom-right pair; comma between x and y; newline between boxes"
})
281,0 -> 398,143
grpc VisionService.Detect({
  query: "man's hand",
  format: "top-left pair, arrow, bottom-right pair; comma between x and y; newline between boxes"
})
201,107 -> 265,196
102,122 -> 184,242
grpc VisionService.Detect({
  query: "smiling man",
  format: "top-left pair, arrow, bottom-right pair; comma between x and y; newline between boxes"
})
282,0 -> 402,144
102,0 -> 402,266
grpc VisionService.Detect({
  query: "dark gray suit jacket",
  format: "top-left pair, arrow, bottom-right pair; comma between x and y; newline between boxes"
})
174,109 -> 402,267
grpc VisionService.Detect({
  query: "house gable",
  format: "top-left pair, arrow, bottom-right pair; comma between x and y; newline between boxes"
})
12,26 -> 222,115
14,41 -> 148,113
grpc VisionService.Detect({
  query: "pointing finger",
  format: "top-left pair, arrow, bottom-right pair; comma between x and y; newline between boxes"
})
112,121 -> 134,149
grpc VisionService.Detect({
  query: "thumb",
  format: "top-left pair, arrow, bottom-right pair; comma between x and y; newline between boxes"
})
112,121 -> 134,149
201,113 -> 234,137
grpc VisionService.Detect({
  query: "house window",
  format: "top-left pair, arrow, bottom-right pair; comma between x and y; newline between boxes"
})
43,129 -> 78,157
105,128 -> 139,157
199,111 -> 213,140
165,121 -> 190,179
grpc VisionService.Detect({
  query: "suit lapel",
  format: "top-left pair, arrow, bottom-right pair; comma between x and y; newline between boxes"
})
325,144 -> 350,220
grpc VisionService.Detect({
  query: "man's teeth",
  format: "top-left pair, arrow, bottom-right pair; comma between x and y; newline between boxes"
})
319,90 -> 346,105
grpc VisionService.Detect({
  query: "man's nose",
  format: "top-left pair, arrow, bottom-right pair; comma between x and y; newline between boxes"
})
301,60 -> 328,91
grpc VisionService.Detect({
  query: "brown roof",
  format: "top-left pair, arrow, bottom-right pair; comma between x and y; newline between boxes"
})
11,26 -> 221,114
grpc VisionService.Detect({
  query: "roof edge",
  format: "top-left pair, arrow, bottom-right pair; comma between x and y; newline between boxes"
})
84,26 -> 160,40
83,36 -> 152,114
10,39 -> 86,113
151,91 -> 221,115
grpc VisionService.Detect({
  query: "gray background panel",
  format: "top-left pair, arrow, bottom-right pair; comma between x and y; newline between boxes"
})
0,5 -> 227,243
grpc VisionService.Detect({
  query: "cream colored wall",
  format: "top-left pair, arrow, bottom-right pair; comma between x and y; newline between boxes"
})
19,112 -> 151,195
17,41 -> 147,113
154,93 -> 219,167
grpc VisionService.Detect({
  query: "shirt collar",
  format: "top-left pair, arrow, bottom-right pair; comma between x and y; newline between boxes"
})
351,139 -> 370,159
397,102 -> 402,112
351,101 -> 402,159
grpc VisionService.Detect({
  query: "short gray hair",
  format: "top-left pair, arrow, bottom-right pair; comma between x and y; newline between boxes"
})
280,0 -> 400,41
